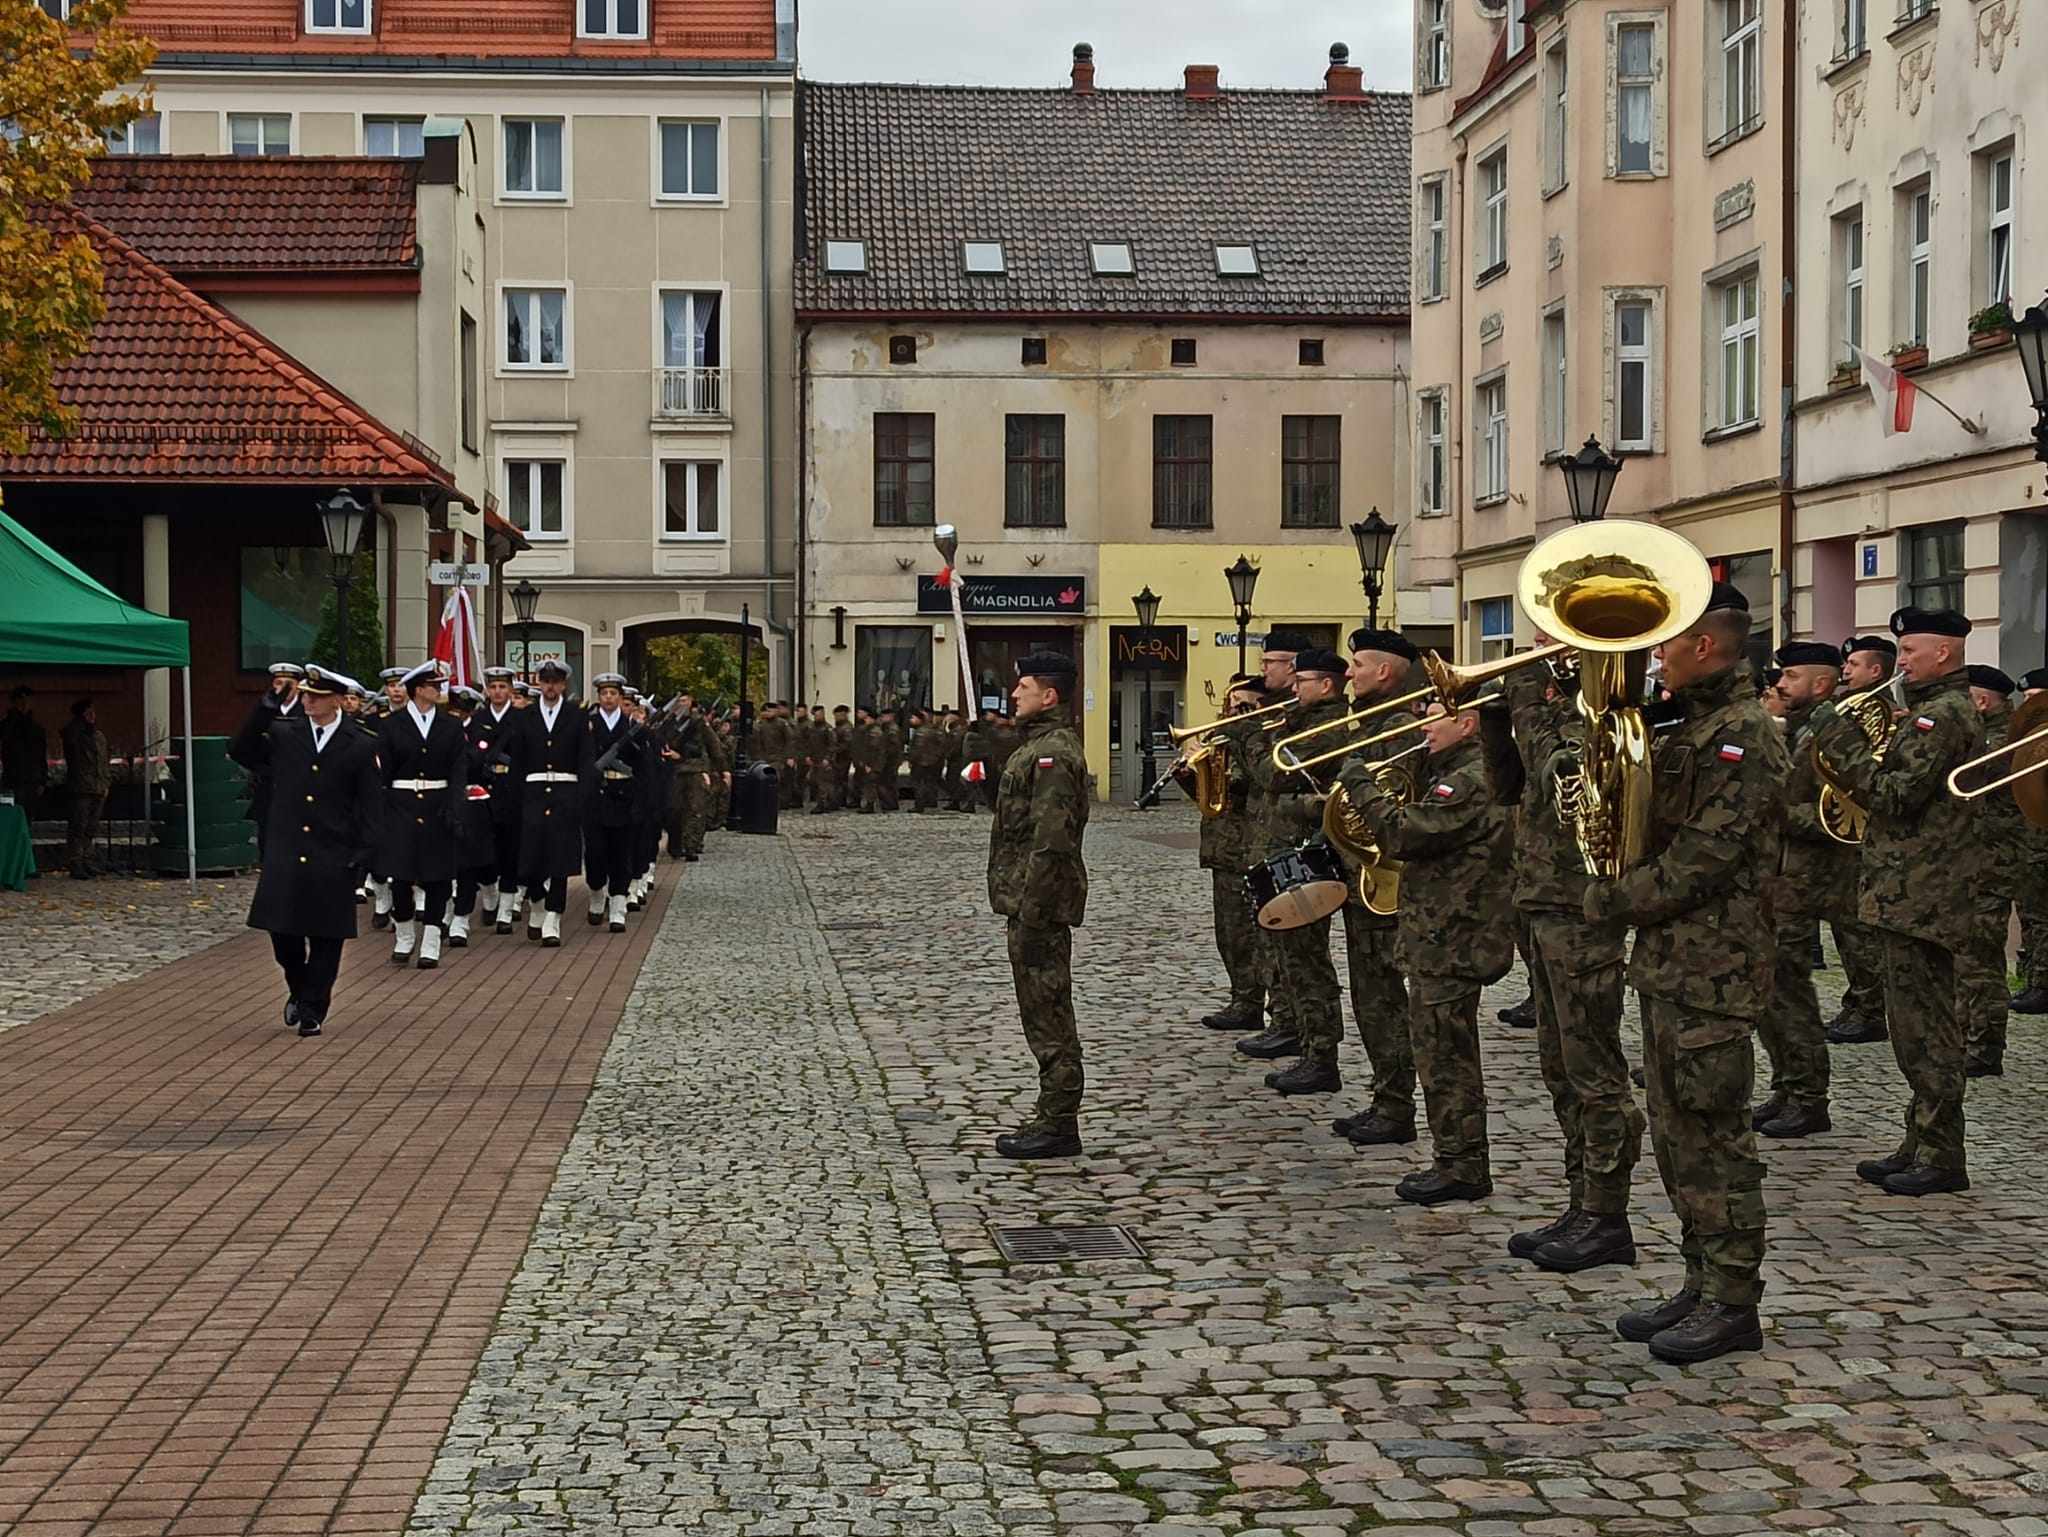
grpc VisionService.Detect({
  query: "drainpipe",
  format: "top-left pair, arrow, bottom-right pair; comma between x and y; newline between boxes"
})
797,320 -> 813,698
1777,0 -> 1798,645
372,490 -> 399,667
1451,135 -> 1470,657
758,85 -> 796,693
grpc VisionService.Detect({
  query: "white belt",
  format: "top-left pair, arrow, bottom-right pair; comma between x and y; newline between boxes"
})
527,771 -> 578,783
392,778 -> 449,791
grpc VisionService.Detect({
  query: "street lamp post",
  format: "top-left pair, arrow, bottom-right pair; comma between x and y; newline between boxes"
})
2014,293 -> 2048,466
1224,555 -> 1259,674
509,578 -> 542,682
317,490 -> 367,676
1348,508 -> 1397,628
1558,435 -> 1625,523
1133,585 -> 1162,808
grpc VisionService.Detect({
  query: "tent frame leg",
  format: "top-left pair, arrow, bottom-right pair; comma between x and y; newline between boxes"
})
181,667 -> 196,893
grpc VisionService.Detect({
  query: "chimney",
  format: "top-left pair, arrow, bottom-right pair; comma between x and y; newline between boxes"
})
1184,63 -> 1220,100
1070,41 -> 1095,94
1324,42 -> 1364,99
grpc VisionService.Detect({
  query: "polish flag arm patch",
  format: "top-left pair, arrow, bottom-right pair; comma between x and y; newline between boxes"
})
1913,716 -> 1936,731
1717,744 -> 1746,762
1038,756 -> 1056,768
1431,782 -> 1457,799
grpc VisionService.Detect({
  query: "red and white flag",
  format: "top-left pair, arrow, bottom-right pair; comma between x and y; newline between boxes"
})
962,760 -> 987,784
430,585 -> 481,690
1856,347 -> 1918,437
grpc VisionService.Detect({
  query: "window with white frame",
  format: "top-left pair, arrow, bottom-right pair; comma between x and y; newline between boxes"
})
1419,175 -> 1447,301
36,0 -> 71,19
1613,22 -> 1656,176
1840,0 -> 1866,58
365,116 -> 423,158
1615,299 -> 1653,449
824,240 -> 867,274
1542,310 -> 1567,455
505,459 -> 566,539
504,287 -> 568,371
1711,269 -> 1761,430
1542,40 -> 1568,193
1715,0 -> 1761,144
306,0 -> 368,33
104,112 -> 161,155
1418,391 -> 1447,515
1476,373 -> 1509,502
1089,241 -> 1135,276
1420,0 -> 1449,88
1985,150 -> 2014,309
1836,210 -> 1865,362
1478,597 -> 1515,661
504,118 -> 564,198
579,0 -> 643,38
1477,147 -> 1508,278
966,240 -> 1009,275
1903,181 -> 1931,345
658,120 -> 720,199
658,289 -> 723,413
228,114 -> 290,156
661,461 -> 722,539
1900,0 -> 1933,19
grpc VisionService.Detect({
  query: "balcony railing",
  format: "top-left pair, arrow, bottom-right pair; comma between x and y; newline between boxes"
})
656,365 -> 728,419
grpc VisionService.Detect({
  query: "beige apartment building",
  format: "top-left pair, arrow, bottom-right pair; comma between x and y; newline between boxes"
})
794,51 -> 1424,798
1409,0 -> 1788,663
112,0 -> 799,688
1789,0 -> 2045,666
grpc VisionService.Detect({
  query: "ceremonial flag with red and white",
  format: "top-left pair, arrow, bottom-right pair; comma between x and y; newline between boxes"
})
430,585 -> 482,690
962,760 -> 987,784
1856,347 -> 1919,437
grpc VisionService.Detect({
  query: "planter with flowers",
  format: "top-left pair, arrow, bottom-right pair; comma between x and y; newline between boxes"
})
1888,341 -> 1929,372
1969,301 -> 2014,351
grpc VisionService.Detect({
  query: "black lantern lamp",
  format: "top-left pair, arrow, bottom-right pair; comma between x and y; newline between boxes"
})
1559,435 -> 1624,524
2014,293 -> 2048,465
1133,585 -> 1162,807
509,578 -> 542,681
1348,507 -> 1396,627
1224,555 -> 1259,673
318,490 -> 367,674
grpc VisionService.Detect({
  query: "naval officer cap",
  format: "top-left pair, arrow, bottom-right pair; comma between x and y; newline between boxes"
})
593,671 -> 628,690
1774,640 -> 1842,669
534,658 -> 571,681
268,662 -> 306,679
299,665 -> 363,696
378,666 -> 408,683
1967,664 -> 2016,696
450,684 -> 484,707
516,681 -> 541,697
400,660 -> 446,694
482,665 -> 516,682
1891,605 -> 1970,639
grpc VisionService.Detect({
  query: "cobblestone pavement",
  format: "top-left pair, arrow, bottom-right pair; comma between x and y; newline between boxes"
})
0,873 -> 255,1033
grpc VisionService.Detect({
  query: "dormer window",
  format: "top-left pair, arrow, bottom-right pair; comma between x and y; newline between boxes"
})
824,240 -> 867,274
1090,241 -> 1135,276
1215,243 -> 1260,277
306,0 -> 368,33
579,0 -> 644,39
963,240 -> 1006,275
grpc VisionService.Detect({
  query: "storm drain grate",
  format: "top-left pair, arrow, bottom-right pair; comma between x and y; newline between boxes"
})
819,919 -> 891,931
992,1224 -> 1146,1263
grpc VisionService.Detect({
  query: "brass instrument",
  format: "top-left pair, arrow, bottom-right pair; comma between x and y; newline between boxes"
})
1322,740 -> 1427,913
1812,684 -> 1900,844
1947,692 -> 2048,827
1270,649 -> 1573,773
1147,697 -> 1292,815
1167,698 -> 1292,745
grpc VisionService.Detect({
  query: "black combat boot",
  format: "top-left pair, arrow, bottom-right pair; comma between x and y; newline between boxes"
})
1533,1212 -> 1637,1273
1616,1286 -> 1699,1343
1827,1014 -> 1888,1045
1331,1108 -> 1369,1137
1266,1060 -> 1341,1096
1855,1152 -> 1913,1187
1647,1300 -> 1763,1363
1759,1103 -> 1832,1138
1202,1007 -> 1263,1031
1507,1207 -> 1578,1260
1345,1114 -> 1417,1147
1395,1168 -> 1492,1206
1234,1028 -> 1302,1060
1749,1094 -> 1786,1131
1496,996 -> 1536,1028
1630,1065 -> 1646,1088
1966,1055 -> 2004,1079
994,1124 -> 1083,1160
1882,1163 -> 1969,1197
2009,986 -> 2048,1015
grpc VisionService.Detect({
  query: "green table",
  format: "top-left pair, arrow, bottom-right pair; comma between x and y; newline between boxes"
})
0,803 -> 32,892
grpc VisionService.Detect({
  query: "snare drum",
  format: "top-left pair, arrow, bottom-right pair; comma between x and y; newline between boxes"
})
1245,839 -> 1351,931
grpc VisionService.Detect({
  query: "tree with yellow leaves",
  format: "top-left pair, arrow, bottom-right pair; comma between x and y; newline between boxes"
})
0,0 -> 155,455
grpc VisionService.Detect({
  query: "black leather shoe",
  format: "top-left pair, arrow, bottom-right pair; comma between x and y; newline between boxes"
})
1856,1153 -> 1912,1187
1534,1212 -> 1637,1273
1396,1168 -> 1493,1206
1882,1164 -> 1970,1197
994,1126 -> 1082,1160
297,1017 -> 323,1039
1966,1056 -> 2004,1079
1331,1108 -> 1367,1137
1648,1300 -> 1763,1363
284,997 -> 301,1029
1759,1103 -> 1832,1138
1827,1017 -> 1888,1045
2010,986 -> 2048,1015
1203,1008 -> 1263,1032
1507,1207 -> 1578,1260
1750,1095 -> 1786,1131
370,910 -> 390,930
1617,1286 -> 1699,1343
1267,1060 -> 1341,1096
1496,996 -> 1535,1027
1235,1028 -> 1302,1060
1345,1114 -> 1416,1147
1630,1065 -> 1646,1089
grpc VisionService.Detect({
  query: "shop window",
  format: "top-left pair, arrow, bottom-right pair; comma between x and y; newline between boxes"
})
239,546 -> 329,672
855,626 -> 933,716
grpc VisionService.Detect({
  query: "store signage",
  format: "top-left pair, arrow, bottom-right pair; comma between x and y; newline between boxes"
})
1213,632 -> 1269,649
428,562 -> 488,586
1111,626 -> 1186,667
916,574 -> 1086,615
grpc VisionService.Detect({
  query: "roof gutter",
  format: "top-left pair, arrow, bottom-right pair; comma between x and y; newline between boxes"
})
792,307 -> 1411,327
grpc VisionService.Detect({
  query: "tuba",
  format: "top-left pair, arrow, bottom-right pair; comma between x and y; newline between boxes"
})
1322,741 -> 1426,914
1812,685 -> 1898,844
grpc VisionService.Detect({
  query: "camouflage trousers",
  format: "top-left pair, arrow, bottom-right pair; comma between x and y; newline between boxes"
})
1007,919 -> 1083,1130
1211,870 -> 1265,1018
911,770 -> 941,812
1255,924 -> 1296,1035
670,771 -> 710,857
1276,913 -> 1344,1067
1832,919 -> 1889,1024
1528,913 -> 1642,1215
2022,907 -> 2048,990
1342,908 -> 1413,1128
1883,931 -> 1967,1172
1955,895 -> 2011,1066
1410,978 -> 1489,1185
809,761 -> 840,811
1640,996 -> 1768,1307
1759,912 -> 1831,1109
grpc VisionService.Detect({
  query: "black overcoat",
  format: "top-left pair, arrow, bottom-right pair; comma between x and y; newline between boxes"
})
473,702 -> 524,827
244,715 -> 384,940
583,710 -> 646,831
512,699 -> 589,880
377,707 -> 469,882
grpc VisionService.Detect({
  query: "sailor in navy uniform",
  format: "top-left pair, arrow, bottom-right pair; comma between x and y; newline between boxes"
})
376,661 -> 469,968
446,686 -> 499,947
582,673 -> 648,932
511,657 -> 590,946
364,665 -> 410,926
231,661 -> 307,861
459,666 -> 526,936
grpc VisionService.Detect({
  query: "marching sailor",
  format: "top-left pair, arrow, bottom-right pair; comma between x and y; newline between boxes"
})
446,686 -> 499,948
376,661 -> 469,969
364,665 -> 410,926
510,657 -> 589,946
583,673 -> 647,932
471,666 -> 525,935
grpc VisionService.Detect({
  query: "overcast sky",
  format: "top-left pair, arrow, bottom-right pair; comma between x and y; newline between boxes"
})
799,0 -> 1414,93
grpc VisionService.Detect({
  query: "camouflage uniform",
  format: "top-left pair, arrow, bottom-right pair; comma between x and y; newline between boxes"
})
1340,735 -> 1512,1184
753,711 -> 791,812
1832,917 -> 1891,1028
1761,703 -> 1844,1112
987,704 -> 1091,1132
1496,666 -> 1642,1214
1956,701 -> 2020,1068
667,707 -> 721,857
1587,663 -> 1787,1307
830,715 -> 856,810
986,719 -> 1020,810
1336,702 -> 1416,1131
1811,668 -> 1983,1174
809,714 -> 844,811
961,717 -> 991,812
852,717 -> 880,811
908,718 -> 949,812
1199,713 -> 1267,1024
876,719 -> 904,813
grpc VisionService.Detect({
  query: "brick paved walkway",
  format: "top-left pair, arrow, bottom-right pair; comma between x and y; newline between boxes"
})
0,872 -> 675,1537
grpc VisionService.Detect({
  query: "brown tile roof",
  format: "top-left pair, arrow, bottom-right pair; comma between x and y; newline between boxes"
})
74,157 -> 419,276
0,214 -> 457,490
795,82 -> 1412,321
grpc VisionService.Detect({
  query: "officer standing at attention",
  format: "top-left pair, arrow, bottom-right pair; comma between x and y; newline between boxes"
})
582,673 -> 645,931
233,662 -> 305,862
909,707 -> 949,812
1583,585 -> 1786,1364
987,653 -> 1091,1160
1825,635 -> 1899,1044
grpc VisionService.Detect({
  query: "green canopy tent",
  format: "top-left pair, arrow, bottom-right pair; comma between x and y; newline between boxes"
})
0,505 -> 199,887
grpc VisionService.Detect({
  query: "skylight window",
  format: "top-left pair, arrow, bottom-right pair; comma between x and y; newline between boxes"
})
824,240 -> 867,274
1215,243 -> 1261,276
1089,241 -> 1135,276
963,240 -> 1006,275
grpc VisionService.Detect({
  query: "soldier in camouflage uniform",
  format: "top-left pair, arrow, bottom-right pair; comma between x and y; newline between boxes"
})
1338,701 -> 1512,1205
1826,635 -> 1899,1044
1585,586 -> 1786,1364
752,703 -> 790,813
851,708 -> 879,812
1490,656 -> 1644,1270
878,708 -> 906,814
961,710 -> 992,812
1958,665 -> 2019,1076
987,652 -> 1092,1160
1196,675 -> 1268,1032
908,707 -> 950,812
1234,635 -> 1307,1065
986,712 -> 1021,810
1811,605 -> 1983,1199
811,706 -> 846,812
2012,666 -> 2048,1015
1753,643 -> 1844,1138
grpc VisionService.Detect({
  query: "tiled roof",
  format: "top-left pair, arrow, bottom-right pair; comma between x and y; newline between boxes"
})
795,82 -> 1412,320
118,0 -> 780,63
1451,18 -> 1531,121
0,214 -> 457,490
74,157 -> 419,275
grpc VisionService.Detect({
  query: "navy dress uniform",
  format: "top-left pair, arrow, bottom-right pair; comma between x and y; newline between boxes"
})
447,687 -> 502,947
510,658 -> 591,946
376,662 -> 470,969
468,668 -> 526,935
364,665 -> 410,927
582,674 -> 647,931
231,662 -> 307,860
238,666 -> 384,1038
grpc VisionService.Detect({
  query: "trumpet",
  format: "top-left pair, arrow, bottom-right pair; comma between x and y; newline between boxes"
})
1167,697 -> 1291,746
1947,693 -> 2048,826
1270,648 -> 1566,774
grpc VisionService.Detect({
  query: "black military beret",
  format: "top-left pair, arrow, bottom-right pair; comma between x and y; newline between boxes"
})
1843,633 -> 1897,659
1262,630 -> 1314,654
1890,605 -> 1970,638
1967,664 -> 2016,695
1705,581 -> 1750,614
1293,647 -> 1348,676
1015,650 -> 1077,682
1775,640 -> 1842,669
1347,626 -> 1419,661
2022,668 -> 2048,692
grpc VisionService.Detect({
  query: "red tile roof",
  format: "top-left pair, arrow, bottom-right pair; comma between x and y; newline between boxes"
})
0,214 -> 458,490
1452,17 -> 1533,121
73,157 -> 419,277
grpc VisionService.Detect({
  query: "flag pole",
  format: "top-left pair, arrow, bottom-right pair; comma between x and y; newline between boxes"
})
933,524 -> 976,713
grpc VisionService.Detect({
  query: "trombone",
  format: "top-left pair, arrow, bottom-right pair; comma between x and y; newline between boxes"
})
1270,647 -> 1569,774
1168,696 -> 1292,746
1947,693 -> 2048,824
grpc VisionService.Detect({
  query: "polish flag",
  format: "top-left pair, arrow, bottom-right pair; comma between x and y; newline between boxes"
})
430,586 -> 481,690
1856,347 -> 1918,436
962,760 -> 987,784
